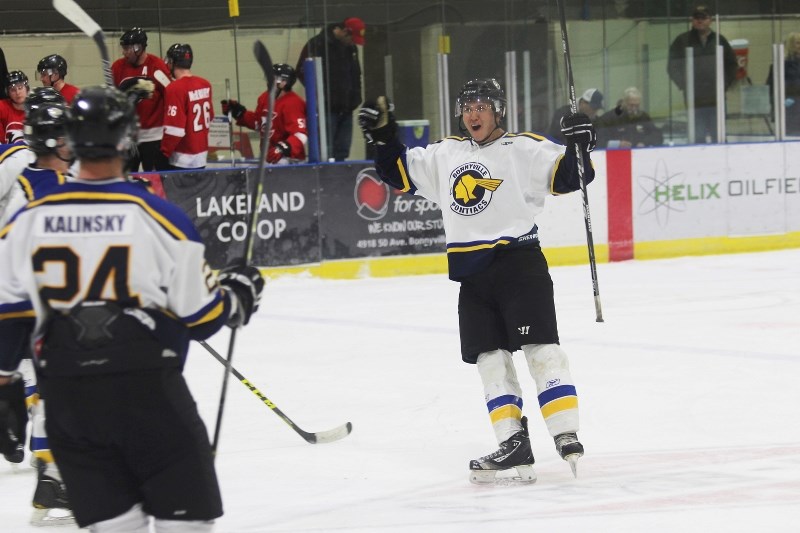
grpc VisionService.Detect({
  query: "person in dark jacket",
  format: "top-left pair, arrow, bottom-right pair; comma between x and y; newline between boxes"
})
546,88 -> 603,144
595,87 -> 663,148
296,17 -> 365,161
766,32 -> 800,136
667,5 -> 737,144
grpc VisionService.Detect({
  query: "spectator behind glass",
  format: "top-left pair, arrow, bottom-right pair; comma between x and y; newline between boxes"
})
546,88 -> 604,145
295,17 -> 364,161
766,32 -> 800,136
667,4 -> 737,144
595,87 -> 663,148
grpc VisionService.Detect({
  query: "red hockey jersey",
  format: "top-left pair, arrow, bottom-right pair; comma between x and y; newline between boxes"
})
236,90 -> 307,161
0,100 -> 25,143
112,54 -> 172,142
58,83 -> 80,104
161,75 -> 214,169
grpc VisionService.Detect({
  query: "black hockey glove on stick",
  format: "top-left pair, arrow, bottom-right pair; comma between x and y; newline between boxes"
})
221,99 -> 247,120
218,263 -> 265,327
560,112 -> 596,152
359,96 -> 397,145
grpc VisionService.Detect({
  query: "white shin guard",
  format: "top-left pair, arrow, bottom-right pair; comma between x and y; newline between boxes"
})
89,504 -> 215,533
476,349 -> 523,442
522,344 -> 579,437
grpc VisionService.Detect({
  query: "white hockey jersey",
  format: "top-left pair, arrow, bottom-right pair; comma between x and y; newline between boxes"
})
374,132 -> 594,280
0,178 -> 231,374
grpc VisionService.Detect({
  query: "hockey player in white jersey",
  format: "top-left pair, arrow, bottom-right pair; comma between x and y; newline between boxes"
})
359,78 -> 595,484
0,85 -> 265,531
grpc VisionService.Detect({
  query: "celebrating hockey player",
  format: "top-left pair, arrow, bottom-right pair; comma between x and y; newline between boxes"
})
111,27 -> 172,171
161,43 -> 214,170
36,54 -> 80,104
0,85 -> 264,531
221,63 -> 308,164
359,79 -> 593,484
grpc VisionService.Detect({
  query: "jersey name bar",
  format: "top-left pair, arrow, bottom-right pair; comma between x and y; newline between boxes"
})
40,214 -> 127,234
188,88 -> 211,102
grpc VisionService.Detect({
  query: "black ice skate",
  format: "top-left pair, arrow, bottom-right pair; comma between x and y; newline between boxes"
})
469,416 -> 536,485
555,432 -> 584,478
31,461 -> 75,527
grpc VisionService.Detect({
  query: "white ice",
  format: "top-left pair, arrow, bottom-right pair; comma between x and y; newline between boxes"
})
2,249 -> 799,532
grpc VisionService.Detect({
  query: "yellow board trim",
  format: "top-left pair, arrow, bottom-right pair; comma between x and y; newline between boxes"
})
541,396 -> 578,419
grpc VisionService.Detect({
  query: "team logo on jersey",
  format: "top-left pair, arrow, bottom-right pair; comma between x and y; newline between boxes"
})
449,162 -> 502,216
354,167 -> 391,220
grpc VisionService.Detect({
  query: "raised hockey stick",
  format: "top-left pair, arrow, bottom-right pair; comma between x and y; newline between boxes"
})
556,0 -> 604,323
0,47 -> 9,100
52,0 -> 113,86
201,341 -> 352,444
212,40 -> 278,453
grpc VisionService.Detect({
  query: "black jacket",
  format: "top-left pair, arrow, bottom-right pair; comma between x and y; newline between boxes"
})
595,105 -> 663,148
667,29 -> 737,107
296,24 -> 362,114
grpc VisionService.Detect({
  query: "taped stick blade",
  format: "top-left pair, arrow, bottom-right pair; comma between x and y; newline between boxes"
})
252,40 -> 275,89
53,0 -> 102,37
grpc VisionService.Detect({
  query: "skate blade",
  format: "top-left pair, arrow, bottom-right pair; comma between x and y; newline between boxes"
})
30,507 -> 75,527
565,453 -> 580,478
469,465 -> 537,486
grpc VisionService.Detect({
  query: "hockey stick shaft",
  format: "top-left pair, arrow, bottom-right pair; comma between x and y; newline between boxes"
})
212,41 -> 276,453
556,1 -> 604,323
201,341 -> 352,444
52,0 -> 112,86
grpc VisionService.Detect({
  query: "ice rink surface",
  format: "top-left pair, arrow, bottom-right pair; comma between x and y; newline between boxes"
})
2,249 -> 799,532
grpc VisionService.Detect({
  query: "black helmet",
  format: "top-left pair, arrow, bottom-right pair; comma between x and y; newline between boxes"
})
6,70 -> 29,93
66,86 -> 138,160
37,54 -> 68,78
120,27 -> 147,47
24,87 -> 67,155
454,78 -> 506,118
273,63 -> 296,90
165,43 -> 193,69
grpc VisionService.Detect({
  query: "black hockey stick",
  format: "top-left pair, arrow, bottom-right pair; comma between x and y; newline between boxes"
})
52,0 -> 113,86
0,46 -> 9,100
212,40 -> 277,453
555,0 -> 604,323
201,341 -> 352,444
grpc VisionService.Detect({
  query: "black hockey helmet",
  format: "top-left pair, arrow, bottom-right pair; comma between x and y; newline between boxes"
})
24,87 -> 68,155
6,70 -> 29,93
273,63 -> 296,90
66,86 -> 138,160
120,27 -> 147,47
454,78 -> 506,118
165,43 -> 193,69
37,54 -> 68,78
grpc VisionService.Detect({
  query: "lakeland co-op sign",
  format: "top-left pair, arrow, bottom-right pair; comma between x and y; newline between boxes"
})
195,190 -> 304,242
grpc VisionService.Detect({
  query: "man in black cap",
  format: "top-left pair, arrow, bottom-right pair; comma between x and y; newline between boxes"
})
667,4 -> 737,143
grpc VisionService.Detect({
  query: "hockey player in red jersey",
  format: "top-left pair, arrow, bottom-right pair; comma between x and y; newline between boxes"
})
359,79 -> 594,484
0,85 -> 264,531
0,71 -> 30,143
221,63 -> 307,164
161,43 -> 213,170
111,27 -> 172,171
36,54 -> 80,104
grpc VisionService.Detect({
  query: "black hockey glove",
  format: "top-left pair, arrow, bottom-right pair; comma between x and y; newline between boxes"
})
358,96 -> 397,145
119,76 -> 155,104
218,263 -> 265,328
267,141 -> 291,164
221,99 -> 247,120
560,112 -> 596,152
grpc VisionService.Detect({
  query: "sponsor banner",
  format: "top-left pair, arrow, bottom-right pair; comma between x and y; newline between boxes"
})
318,163 -> 446,259
632,143 -> 800,241
161,166 -> 320,268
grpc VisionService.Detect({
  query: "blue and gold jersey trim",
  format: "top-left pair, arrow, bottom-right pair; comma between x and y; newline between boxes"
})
0,300 -> 35,320
0,144 -> 28,164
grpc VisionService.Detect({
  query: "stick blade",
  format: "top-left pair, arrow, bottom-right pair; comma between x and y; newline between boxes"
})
252,40 -> 275,89
304,422 -> 353,444
53,0 -> 102,37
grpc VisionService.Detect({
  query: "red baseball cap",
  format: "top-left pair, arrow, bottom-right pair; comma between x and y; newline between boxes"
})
344,17 -> 366,45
